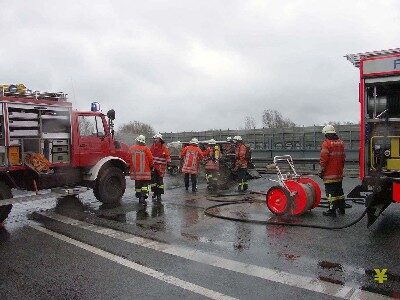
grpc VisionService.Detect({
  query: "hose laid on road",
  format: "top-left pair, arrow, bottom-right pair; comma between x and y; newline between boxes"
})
204,191 -> 368,230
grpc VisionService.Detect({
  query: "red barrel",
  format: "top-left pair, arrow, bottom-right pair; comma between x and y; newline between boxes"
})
266,177 -> 321,216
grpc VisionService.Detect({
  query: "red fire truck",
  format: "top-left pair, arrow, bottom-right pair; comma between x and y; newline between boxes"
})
0,84 -> 132,224
346,48 -> 400,226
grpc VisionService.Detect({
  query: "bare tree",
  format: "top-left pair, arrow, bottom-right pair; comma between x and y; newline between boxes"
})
262,109 -> 295,128
115,121 -> 156,145
244,116 -> 256,130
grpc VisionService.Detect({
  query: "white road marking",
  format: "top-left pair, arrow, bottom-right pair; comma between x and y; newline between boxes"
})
30,224 -> 236,300
38,212 -> 391,300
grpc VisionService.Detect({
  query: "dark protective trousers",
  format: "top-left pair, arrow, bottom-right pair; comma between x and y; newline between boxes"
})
151,171 -> 164,196
135,180 -> 151,199
324,181 -> 345,210
184,173 -> 197,190
237,168 -> 248,191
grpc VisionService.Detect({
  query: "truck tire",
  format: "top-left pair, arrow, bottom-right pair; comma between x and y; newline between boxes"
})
0,182 -> 13,224
94,166 -> 126,204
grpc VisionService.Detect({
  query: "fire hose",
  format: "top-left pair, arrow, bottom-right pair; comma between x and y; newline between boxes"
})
204,192 -> 368,230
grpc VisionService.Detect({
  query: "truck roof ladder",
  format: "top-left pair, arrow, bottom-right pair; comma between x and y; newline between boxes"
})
345,48 -> 400,68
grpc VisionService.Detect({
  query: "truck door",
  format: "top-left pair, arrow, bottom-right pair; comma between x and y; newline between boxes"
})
77,114 -> 110,166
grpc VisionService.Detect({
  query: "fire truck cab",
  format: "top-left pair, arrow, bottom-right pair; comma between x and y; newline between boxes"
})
346,48 -> 400,226
0,84 -> 132,223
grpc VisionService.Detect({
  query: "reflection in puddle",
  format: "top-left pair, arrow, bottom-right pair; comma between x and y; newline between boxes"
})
0,227 -> 10,241
55,196 -> 89,213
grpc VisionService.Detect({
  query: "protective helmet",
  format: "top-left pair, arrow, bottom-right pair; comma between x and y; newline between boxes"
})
208,139 -> 216,145
153,133 -> 163,140
233,135 -> 243,141
226,136 -> 232,142
322,124 -> 336,134
136,134 -> 146,143
190,138 -> 199,145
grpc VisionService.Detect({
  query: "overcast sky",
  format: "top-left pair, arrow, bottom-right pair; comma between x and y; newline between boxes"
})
1,0 -> 399,132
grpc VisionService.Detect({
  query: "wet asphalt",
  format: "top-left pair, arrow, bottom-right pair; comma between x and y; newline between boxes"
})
0,174 -> 400,299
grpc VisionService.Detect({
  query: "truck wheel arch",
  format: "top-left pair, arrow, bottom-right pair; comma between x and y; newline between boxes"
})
84,156 -> 128,182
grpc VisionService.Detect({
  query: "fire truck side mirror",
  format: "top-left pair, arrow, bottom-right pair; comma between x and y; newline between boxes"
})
107,109 -> 115,120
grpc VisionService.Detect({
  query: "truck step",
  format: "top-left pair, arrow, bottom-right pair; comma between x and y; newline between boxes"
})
0,186 -> 90,207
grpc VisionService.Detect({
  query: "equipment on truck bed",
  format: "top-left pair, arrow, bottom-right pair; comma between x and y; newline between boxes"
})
346,48 -> 400,226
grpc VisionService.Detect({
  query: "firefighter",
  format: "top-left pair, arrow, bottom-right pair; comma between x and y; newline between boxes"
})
150,133 -> 171,202
203,139 -> 221,191
129,135 -> 154,206
180,138 -> 204,192
319,125 -> 346,217
223,136 -> 236,155
233,135 -> 249,192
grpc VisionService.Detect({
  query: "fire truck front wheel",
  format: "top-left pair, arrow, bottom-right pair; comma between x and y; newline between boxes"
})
0,182 -> 13,224
94,166 -> 126,204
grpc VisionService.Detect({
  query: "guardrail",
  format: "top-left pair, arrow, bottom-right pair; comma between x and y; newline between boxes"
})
252,157 -> 359,176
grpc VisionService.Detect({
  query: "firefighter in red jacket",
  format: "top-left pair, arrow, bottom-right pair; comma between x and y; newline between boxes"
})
180,138 -> 204,192
233,135 -> 249,192
129,135 -> 154,206
203,139 -> 221,191
150,133 -> 171,202
319,125 -> 346,217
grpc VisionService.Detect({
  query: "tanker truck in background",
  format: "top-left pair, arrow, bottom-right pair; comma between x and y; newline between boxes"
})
346,48 -> 400,226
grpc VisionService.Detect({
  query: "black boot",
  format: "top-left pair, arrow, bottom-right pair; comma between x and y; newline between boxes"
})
156,194 -> 162,202
338,199 -> 346,215
323,208 -> 337,217
139,197 -> 147,206
152,193 -> 156,199
323,201 -> 338,217
192,186 -> 197,193
185,186 -> 189,191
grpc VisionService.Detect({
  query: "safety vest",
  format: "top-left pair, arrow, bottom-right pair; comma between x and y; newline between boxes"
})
204,146 -> 221,171
320,138 -> 346,183
150,143 -> 171,177
129,145 -> 153,180
181,145 -> 203,174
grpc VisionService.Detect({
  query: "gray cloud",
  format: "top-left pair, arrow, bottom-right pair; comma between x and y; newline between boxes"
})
1,0 -> 399,132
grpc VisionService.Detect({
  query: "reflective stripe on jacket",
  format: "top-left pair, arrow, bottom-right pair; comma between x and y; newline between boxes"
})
129,145 -> 154,180
180,145 -> 204,174
204,146 -> 221,171
320,138 -> 345,183
235,143 -> 248,169
150,142 -> 171,177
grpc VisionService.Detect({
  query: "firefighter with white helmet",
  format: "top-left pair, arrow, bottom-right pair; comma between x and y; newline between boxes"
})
203,139 -> 221,191
180,138 -> 204,192
150,133 -> 171,202
319,125 -> 346,216
233,135 -> 250,192
129,135 -> 154,206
